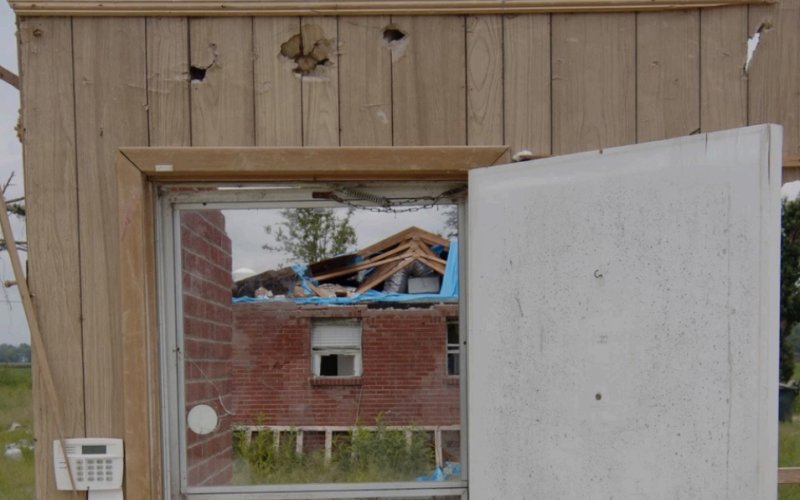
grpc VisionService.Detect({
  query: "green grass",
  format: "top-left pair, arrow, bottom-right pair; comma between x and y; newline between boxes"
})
0,364 -> 35,499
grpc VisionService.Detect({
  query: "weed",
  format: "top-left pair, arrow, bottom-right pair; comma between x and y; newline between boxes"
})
234,414 -> 434,484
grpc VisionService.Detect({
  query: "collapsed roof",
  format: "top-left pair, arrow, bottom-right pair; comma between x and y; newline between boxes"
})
233,226 -> 458,304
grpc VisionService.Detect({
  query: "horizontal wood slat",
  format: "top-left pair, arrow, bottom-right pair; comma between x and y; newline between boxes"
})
10,0 -> 771,16
779,467 -> 800,484
120,146 -> 511,180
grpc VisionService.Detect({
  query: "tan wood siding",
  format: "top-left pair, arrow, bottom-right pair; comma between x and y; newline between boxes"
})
748,0 -> 800,156
147,17 -> 191,147
551,13 -> 637,154
467,15 -> 504,145
17,5 -> 800,497
392,16 -> 467,146
189,17 -> 255,146
338,16 -> 393,146
503,14 -> 551,155
700,6 -> 748,132
72,16 -> 149,439
302,18 -> 340,146
254,17 -> 303,146
18,17 -> 84,500
636,10 -> 700,141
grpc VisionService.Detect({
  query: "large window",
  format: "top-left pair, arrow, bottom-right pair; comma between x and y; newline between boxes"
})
159,183 -> 466,498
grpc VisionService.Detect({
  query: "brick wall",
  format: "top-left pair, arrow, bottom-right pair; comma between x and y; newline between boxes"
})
231,302 -> 460,428
181,211 -> 234,486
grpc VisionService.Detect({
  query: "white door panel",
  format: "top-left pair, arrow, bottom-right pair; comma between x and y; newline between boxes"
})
468,125 -> 781,499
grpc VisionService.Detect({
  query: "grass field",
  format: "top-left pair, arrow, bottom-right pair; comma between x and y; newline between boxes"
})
0,364 -> 35,499
782,417 -> 800,499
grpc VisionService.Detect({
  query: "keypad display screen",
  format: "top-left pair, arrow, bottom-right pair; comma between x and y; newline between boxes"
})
81,445 -> 106,455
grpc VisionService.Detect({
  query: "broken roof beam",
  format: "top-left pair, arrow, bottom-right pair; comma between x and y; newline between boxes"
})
312,254 -> 409,281
357,226 -> 449,257
356,257 -> 416,294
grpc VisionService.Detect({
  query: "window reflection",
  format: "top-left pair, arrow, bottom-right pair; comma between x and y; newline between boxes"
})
178,202 -> 462,488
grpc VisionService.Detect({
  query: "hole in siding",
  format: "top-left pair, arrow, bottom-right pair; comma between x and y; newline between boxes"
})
189,65 -> 207,82
190,43 -> 219,83
382,24 -> 409,63
382,26 -> 406,43
744,21 -> 772,75
279,27 -> 334,79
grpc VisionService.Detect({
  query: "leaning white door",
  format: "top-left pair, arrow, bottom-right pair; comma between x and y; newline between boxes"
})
468,125 -> 781,500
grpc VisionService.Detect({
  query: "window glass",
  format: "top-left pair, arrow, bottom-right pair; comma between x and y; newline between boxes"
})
311,319 -> 362,377
446,320 -> 459,376
168,186 -> 464,494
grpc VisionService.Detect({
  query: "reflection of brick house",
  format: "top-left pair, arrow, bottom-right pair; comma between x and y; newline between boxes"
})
183,217 -> 462,467
231,301 -> 460,427
230,226 -> 462,462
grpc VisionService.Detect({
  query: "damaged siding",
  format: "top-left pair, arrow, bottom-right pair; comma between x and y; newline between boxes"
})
17,3 -> 800,498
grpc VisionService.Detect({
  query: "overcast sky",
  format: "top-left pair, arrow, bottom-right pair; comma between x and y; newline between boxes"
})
224,206 -> 451,275
0,2 -> 26,346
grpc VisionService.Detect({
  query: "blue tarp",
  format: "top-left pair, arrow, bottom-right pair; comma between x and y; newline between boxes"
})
233,240 -> 459,305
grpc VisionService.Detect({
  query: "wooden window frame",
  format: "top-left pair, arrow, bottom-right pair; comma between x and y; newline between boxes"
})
116,144 -> 800,494
115,145 -> 509,498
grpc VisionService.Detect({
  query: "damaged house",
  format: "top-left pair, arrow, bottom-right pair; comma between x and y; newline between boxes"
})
180,218 -> 464,484
230,227 -> 461,466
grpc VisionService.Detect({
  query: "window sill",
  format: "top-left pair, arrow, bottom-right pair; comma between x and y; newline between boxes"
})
310,376 -> 362,387
445,376 -> 460,385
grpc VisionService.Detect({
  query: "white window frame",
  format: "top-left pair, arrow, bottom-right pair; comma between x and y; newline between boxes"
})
311,319 -> 363,377
157,183 -> 469,499
446,318 -> 460,377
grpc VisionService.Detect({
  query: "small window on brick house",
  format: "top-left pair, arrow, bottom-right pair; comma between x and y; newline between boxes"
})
447,318 -> 459,376
311,319 -> 362,377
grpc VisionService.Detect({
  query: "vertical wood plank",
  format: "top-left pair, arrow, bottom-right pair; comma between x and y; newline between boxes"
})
18,17 -> 84,500
302,17 -> 340,146
552,13 -> 636,154
147,17 -> 190,146
504,14 -> 551,155
338,16 -> 392,146
749,0 -> 800,156
466,15 -> 503,146
700,6 -> 748,132
189,17 -> 255,146
142,16 -> 191,498
637,10 -> 700,142
254,17 -> 302,146
392,16 -> 466,146
73,16 -> 149,438
117,160 -> 154,500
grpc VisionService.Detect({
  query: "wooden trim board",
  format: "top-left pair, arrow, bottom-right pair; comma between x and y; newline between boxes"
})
10,0 -> 772,16
780,467 -> 800,484
120,146 -> 511,181
117,144 -> 799,496
115,145 -> 507,498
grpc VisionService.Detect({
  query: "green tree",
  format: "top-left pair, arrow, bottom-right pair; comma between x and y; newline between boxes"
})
263,208 -> 357,264
781,197 -> 800,382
